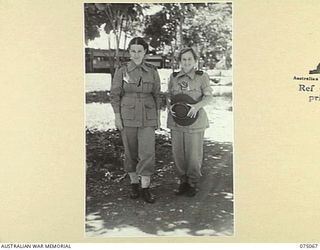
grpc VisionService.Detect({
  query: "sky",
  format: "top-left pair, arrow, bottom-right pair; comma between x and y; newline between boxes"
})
86,24 -> 128,50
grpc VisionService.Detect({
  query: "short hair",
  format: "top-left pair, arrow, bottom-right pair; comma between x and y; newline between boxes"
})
127,37 -> 149,54
177,47 -> 198,61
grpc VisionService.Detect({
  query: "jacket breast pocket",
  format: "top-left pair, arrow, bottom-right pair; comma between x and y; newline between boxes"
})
123,82 -> 137,92
188,83 -> 202,94
144,101 -> 156,120
142,82 -> 154,93
121,103 -> 135,120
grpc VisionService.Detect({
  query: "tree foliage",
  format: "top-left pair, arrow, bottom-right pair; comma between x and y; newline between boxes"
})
143,3 -> 232,69
85,3 -> 232,70
84,3 -> 144,74
182,3 -> 232,68
84,3 -> 143,45
84,3 -> 105,44
144,10 -> 174,49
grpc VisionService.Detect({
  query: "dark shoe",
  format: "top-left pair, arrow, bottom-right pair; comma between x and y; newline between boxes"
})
141,188 -> 155,203
175,182 -> 190,195
186,186 -> 197,197
130,183 -> 140,199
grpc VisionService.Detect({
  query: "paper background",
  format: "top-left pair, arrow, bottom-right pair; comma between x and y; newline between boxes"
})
1,0 -> 320,242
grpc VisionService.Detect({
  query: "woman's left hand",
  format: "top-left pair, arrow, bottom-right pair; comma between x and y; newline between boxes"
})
187,104 -> 200,118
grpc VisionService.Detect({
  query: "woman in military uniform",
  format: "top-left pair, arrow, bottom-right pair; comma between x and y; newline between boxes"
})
167,47 -> 213,197
110,37 -> 161,203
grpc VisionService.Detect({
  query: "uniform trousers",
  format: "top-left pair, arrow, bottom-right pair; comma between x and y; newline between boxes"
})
121,126 -> 155,177
171,130 -> 204,186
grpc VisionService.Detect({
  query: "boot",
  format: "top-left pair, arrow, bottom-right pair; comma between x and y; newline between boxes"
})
174,182 -> 190,195
186,185 -> 197,197
141,188 -> 155,203
130,183 -> 140,199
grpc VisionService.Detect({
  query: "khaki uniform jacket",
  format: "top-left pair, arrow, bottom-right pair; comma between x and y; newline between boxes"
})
110,61 -> 161,127
167,69 -> 213,132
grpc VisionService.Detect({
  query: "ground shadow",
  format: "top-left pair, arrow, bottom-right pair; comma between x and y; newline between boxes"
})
86,129 -> 233,236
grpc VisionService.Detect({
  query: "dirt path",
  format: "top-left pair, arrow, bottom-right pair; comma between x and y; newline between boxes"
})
85,129 -> 233,236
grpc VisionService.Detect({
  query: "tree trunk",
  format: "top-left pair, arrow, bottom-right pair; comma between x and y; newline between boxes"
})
115,33 -> 120,68
107,34 -> 115,78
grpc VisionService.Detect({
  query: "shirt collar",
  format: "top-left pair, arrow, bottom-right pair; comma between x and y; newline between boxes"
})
176,68 -> 196,79
127,60 -> 149,72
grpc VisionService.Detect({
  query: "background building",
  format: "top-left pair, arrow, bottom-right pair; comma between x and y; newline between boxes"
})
85,48 -> 169,73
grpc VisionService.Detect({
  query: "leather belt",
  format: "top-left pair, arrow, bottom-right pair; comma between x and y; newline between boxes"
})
124,93 -> 152,98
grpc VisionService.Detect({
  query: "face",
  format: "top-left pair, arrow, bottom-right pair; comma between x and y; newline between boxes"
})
129,44 -> 146,65
180,51 -> 197,73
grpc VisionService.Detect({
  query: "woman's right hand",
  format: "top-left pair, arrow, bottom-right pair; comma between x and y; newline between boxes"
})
114,113 -> 123,131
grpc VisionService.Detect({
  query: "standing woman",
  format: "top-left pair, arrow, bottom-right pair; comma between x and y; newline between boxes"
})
167,47 -> 213,197
110,37 -> 161,203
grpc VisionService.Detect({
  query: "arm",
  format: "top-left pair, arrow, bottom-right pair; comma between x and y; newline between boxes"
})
198,72 -> 214,108
187,73 -> 213,118
166,74 -> 177,116
152,68 -> 161,110
110,67 -> 124,130
152,69 -> 161,129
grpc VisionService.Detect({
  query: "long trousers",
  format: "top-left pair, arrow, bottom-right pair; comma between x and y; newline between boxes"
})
171,130 -> 204,186
121,126 -> 155,176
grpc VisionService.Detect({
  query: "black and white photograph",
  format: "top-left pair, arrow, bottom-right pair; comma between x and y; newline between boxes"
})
3,0 -> 320,245
84,2 -> 234,237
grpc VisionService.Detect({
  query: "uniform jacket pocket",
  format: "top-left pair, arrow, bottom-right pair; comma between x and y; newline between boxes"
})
121,103 -> 135,120
144,101 -> 157,120
187,83 -> 202,94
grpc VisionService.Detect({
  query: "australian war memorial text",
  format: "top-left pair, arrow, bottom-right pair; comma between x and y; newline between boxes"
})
0,244 -> 71,249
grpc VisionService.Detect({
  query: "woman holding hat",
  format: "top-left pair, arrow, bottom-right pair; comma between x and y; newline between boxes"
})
167,47 -> 213,197
110,37 -> 161,203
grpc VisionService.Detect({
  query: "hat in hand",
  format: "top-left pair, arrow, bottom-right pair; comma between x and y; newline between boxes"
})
170,94 -> 199,126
